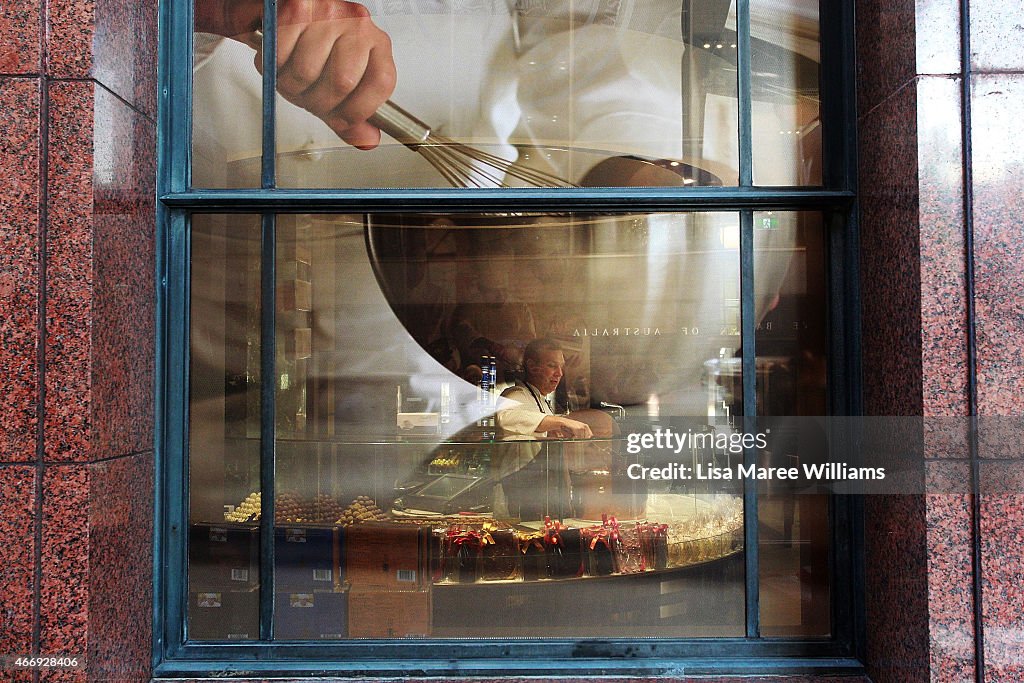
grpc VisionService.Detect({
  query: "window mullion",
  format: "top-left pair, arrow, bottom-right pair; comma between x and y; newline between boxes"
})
259,213 -> 277,641
161,0 -> 193,194
736,0 -> 753,187
740,210 -> 759,639
261,1 -> 278,189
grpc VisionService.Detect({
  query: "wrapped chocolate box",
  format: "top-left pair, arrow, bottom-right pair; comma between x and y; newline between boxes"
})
543,518 -> 583,579
581,523 -> 617,577
479,524 -> 521,581
441,525 -> 483,584
609,518 -> 645,574
516,530 -> 547,582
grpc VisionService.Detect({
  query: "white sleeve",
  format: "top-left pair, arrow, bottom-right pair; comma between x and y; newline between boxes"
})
496,386 -> 547,436
511,0 -> 686,183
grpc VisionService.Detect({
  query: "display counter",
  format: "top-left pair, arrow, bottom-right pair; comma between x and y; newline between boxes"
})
187,431 -> 745,640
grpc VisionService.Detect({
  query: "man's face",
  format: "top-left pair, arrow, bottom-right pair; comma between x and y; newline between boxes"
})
527,349 -> 565,395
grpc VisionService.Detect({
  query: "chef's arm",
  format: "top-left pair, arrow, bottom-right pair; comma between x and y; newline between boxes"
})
537,415 -> 593,439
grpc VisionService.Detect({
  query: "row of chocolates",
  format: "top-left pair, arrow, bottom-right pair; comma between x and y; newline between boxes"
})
431,516 -> 671,584
224,491 -> 387,525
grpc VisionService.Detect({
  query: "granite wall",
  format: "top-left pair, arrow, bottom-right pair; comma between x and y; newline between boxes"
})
857,0 -> 1024,681
0,1 -> 156,681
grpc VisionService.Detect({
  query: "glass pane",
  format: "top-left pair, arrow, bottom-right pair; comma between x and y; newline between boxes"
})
187,214 -> 263,640
279,212 -> 744,637
192,4 -> 265,188
750,0 -> 822,186
186,211 -> 755,639
191,2 -> 752,188
753,211 -> 830,636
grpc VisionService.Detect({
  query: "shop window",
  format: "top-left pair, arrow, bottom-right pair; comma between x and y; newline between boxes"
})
158,0 -> 859,676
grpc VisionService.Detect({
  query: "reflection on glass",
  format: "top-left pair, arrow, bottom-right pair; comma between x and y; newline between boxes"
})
753,211 -> 831,636
192,2 -> 264,189
188,214 -> 262,640
750,0 -> 822,186
190,0 -> 827,188
186,212 -> 791,639
190,1 -> 823,188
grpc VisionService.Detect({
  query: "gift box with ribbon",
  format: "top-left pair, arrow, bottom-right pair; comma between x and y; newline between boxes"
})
581,515 -> 619,577
544,517 -> 584,578
441,525 -> 484,584
516,530 -> 547,581
609,517 -> 645,574
479,522 -> 521,581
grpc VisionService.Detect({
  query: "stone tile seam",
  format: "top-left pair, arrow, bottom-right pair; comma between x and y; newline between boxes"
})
0,75 -> 156,124
0,449 -> 156,467
33,0 -> 49,667
857,74 -> 968,125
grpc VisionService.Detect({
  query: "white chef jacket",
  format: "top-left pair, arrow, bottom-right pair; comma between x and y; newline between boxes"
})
495,380 -> 553,437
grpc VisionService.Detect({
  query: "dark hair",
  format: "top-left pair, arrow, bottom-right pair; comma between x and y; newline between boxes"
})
523,338 -> 562,368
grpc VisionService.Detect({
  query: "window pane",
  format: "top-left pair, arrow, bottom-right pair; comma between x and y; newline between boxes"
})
188,214 -> 263,640
753,211 -> 830,636
190,2 -> 825,189
750,0 -> 822,186
192,2 -> 753,188
187,211 -> 759,640
192,3 -> 264,189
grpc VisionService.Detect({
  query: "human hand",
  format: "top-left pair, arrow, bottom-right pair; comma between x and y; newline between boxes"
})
551,417 -> 593,440
198,0 -> 396,149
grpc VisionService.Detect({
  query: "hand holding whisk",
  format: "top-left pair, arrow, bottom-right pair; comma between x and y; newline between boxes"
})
368,100 -> 577,188
244,29 -> 574,188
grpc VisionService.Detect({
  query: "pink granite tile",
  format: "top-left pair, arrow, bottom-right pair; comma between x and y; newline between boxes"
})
0,77 -> 40,463
44,0 -> 92,77
0,0 -> 40,74
970,0 -> 1024,72
92,86 -> 155,459
46,0 -> 157,116
858,80 -> 923,417
45,80 -> 94,463
0,466 -> 37,658
93,0 -> 156,116
979,462 -> 1024,681
925,462 -> 976,681
40,465 -> 90,660
864,495 -> 930,683
39,666 -> 87,683
87,452 -> 153,682
855,0 -> 916,117
917,77 -> 969,419
970,74 -> 1024,417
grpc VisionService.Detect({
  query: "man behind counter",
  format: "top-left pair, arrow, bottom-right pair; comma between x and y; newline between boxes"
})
494,339 -> 592,520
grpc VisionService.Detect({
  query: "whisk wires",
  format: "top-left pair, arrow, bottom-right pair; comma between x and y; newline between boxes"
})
370,100 -> 576,188
416,133 -> 578,189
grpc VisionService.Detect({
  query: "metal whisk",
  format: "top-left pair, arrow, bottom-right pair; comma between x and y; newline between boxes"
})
369,100 -> 577,188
